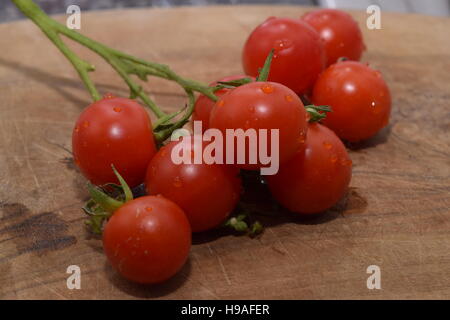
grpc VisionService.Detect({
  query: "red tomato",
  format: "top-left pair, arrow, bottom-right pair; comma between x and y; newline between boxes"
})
145,136 -> 242,232
311,61 -> 391,142
302,9 -> 365,66
103,195 -> 191,284
72,97 -> 157,187
192,75 -> 254,132
209,81 -> 308,170
266,123 -> 352,214
242,17 -> 325,95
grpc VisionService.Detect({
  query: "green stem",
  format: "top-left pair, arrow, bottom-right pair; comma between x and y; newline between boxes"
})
153,89 -> 196,142
12,0 -> 101,101
12,0 -> 218,120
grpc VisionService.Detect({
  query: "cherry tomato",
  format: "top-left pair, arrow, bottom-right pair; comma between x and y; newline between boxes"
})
72,96 -> 157,187
302,9 -> 365,66
192,75 -> 254,132
311,61 -> 391,142
266,123 -> 352,214
209,81 -> 308,170
242,17 -> 325,95
145,136 -> 242,232
103,195 -> 191,284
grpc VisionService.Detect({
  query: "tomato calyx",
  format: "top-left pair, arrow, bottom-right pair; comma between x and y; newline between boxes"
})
337,56 -> 349,62
223,209 -> 264,238
256,49 -> 275,82
83,165 -> 133,234
214,77 -> 254,91
305,105 -> 332,122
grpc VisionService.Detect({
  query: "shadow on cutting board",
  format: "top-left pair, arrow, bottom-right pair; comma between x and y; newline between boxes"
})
104,258 -> 192,298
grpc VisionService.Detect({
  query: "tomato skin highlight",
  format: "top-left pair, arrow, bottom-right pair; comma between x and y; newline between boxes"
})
192,75 -> 254,132
72,97 -> 157,187
145,137 -> 242,232
266,123 -> 352,214
242,17 -> 325,95
102,196 -> 191,284
311,61 -> 391,142
209,81 -> 308,170
302,9 -> 365,66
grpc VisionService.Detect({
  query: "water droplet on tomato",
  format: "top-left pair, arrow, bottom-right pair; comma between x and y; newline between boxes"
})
82,121 -> 90,128
113,107 -> 122,112
323,141 -> 332,149
261,84 -> 274,94
285,95 -> 293,102
217,100 -> 225,107
249,106 -> 255,113
297,132 -> 306,144
173,176 -> 182,188
330,154 -> 338,163
74,127 -> 79,133
340,158 -> 353,166
274,39 -> 293,52
145,207 -> 153,212
103,93 -> 115,99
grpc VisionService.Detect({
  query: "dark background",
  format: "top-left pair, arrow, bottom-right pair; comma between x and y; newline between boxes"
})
2,0 -> 450,23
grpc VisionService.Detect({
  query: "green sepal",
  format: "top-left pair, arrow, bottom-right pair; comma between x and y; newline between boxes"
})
111,165 -> 133,202
256,49 -> 274,82
83,166 -> 133,234
153,107 -> 186,132
87,183 -> 124,213
223,211 -> 264,237
82,198 -> 110,235
305,105 -> 332,122
217,77 -> 253,87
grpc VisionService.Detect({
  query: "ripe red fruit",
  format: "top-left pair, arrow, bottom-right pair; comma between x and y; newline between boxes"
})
267,123 -> 352,214
311,61 -> 391,142
209,81 -> 308,171
192,75 -> 254,132
145,136 -> 242,232
72,97 -> 157,187
103,196 -> 191,284
242,17 -> 325,95
302,9 -> 365,66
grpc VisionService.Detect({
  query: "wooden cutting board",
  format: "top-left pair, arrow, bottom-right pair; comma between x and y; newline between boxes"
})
0,5 -> 449,300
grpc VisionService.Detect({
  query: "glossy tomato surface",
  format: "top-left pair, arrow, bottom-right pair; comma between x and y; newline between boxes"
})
209,81 -> 308,170
312,61 -> 391,142
72,97 -> 157,187
242,17 -> 325,95
103,196 -> 191,284
302,9 -> 365,66
146,136 -> 242,232
267,123 -> 352,214
192,75 -> 254,132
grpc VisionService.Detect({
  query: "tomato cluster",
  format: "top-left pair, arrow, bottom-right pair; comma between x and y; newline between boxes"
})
72,9 -> 391,284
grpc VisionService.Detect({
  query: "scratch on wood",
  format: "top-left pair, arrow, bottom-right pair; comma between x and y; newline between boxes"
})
13,120 -> 40,189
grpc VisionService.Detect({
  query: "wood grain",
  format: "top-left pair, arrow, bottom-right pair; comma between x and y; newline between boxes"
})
0,5 -> 449,300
